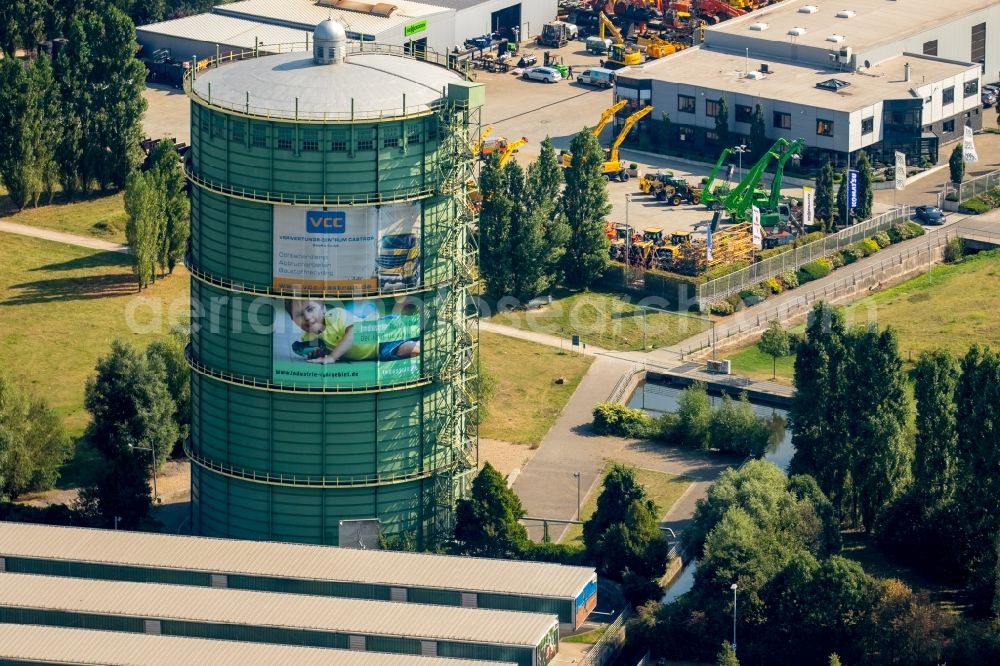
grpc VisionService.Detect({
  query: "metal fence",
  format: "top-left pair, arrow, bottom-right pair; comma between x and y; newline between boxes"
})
580,608 -> 633,666
944,169 -> 1000,203
697,207 -> 912,306
681,226 -> 957,357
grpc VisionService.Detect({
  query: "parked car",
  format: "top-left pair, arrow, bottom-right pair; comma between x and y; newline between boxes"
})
914,205 -> 946,225
576,67 -> 615,88
521,66 -> 562,83
982,85 -> 999,107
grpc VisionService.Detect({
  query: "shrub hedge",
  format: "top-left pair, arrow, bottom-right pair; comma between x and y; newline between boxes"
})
796,258 -> 833,284
592,403 -> 656,438
872,231 -> 892,248
710,300 -> 735,316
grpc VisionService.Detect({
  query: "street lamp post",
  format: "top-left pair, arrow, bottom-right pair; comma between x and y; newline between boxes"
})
131,442 -> 159,503
730,582 -> 738,654
572,472 -> 581,521
735,144 -> 748,183
624,193 -> 632,287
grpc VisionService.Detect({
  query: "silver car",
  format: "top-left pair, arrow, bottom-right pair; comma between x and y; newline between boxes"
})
521,66 -> 562,83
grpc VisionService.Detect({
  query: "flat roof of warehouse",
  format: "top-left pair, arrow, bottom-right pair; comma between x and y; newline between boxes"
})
0,624 -> 514,666
213,0 -> 451,35
0,522 -> 595,599
707,0 -> 997,55
627,48 -> 977,112
137,13 -> 311,51
0,573 -> 558,647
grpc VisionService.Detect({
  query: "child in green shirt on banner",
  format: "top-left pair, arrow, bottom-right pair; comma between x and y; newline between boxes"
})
285,299 -> 419,364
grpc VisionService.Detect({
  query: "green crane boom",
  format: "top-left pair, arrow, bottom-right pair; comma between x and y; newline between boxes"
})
766,138 -> 805,211
699,147 -> 733,208
723,138 -> 789,221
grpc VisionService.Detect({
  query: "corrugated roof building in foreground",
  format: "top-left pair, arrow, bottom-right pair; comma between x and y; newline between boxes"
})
0,624 -> 515,666
0,522 -> 597,629
0,573 -> 560,666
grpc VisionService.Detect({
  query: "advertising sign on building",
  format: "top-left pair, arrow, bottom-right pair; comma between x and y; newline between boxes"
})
272,202 -> 421,294
847,169 -> 859,209
894,151 -> 907,190
963,125 -> 979,163
801,186 -> 815,227
751,206 -> 763,249
271,296 -> 422,388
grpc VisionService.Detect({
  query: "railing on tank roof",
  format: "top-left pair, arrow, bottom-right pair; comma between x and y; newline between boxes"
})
184,441 -> 456,489
184,40 -> 475,122
183,158 -> 436,206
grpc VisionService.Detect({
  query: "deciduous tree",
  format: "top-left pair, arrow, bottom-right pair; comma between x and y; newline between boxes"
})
911,350 -> 958,505
714,97 -> 731,151
453,463 -> 528,557
750,104 -> 767,158
124,170 -> 165,289
0,374 -> 71,500
477,153 -> 514,297
949,143 -> 965,184
148,139 -> 190,274
757,320 -> 791,379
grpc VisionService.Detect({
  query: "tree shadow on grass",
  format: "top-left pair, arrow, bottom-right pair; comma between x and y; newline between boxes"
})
31,251 -> 131,273
2,271 -> 136,305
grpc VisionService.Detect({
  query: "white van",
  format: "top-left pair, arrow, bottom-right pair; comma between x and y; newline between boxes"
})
576,67 -> 615,88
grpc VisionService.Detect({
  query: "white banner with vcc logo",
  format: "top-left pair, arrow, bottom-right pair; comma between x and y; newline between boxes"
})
272,202 -> 421,293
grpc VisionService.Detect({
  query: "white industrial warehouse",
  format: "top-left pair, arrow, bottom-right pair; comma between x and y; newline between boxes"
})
137,0 -> 557,60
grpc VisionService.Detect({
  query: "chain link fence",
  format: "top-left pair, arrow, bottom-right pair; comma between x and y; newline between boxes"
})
697,207 -> 912,307
944,169 -> 1000,203
680,227 -> 957,357
580,608 -> 633,666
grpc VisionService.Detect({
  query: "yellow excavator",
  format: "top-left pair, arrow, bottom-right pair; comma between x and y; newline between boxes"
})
561,99 -> 628,168
498,137 -> 527,166
636,32 -> 688,59
601,105 -> 654,181
473,127 -> 493,155
598,12 -> 643,70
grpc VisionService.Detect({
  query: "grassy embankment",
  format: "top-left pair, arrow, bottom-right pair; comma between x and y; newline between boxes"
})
727,249 -> 1000,383
491,288 -> 709,352
478,331 -> 592,446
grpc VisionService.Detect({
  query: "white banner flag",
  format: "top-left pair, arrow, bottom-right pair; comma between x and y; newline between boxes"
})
964,126 -> 979,163
751,206 -> 763,249
801,186 -> 815,228
894,151 -> 906,190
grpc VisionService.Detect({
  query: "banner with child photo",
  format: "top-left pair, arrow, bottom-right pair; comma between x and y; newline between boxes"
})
272,296 -> 421,388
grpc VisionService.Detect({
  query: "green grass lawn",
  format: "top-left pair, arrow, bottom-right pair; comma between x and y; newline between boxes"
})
726,250 -> 1000,383
0,234 -> 189,436
563,625 -> 608,644
490,288 -> 709,352
478,331 -> 592,446
560,465 -> 692,545
2,192 -> 128,243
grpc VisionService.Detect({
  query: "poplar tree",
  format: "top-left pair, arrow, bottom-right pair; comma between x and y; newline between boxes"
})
815,159 -> 835,231
477,153 -> 514,297
912,350 -> 959,505
124,171 -> 165,289
714,97 -> 731,151
560,128 -> 611,287
855,151 -> 874,220
749,104 -> 767,158
0,59 -> 43,209
842,325 -> 911,531
524,137 -> 570,295
836,167 -> 849,225
790,303 -> 851,510
149,139 -> 190,274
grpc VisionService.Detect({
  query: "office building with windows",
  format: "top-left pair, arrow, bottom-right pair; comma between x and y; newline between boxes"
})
615,0 -> 996,166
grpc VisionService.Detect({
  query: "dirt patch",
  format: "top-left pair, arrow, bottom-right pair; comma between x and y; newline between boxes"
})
20,459 -> 191,509
478,438 -> 536,479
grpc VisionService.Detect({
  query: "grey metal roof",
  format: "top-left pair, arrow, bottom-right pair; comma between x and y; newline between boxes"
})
0,624 -> 515,666
0,573 -> 558,647
190,50 -> 462,119
0,522 -> 595,600
214,0 -> 451,35
137,13 -> 311,50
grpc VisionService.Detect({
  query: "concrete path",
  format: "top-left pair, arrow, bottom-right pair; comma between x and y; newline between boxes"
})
512,354 -> 635,542
0,220 -> 129,254
479,320 -> 609,356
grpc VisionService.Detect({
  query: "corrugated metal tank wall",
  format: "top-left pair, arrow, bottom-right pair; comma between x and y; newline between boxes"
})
186,76 -> 471,546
